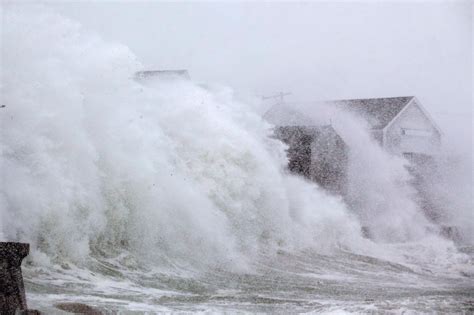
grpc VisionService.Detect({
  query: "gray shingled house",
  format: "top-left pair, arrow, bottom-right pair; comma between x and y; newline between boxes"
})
332,96 -> 442,157
264,96 -> 442,196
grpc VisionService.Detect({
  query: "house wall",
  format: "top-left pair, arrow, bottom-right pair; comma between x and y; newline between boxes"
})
310,132 -> 348,195
384,100 -> 441,155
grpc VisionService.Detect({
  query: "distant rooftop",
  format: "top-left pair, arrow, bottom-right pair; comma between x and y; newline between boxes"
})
135,69 -> 191,81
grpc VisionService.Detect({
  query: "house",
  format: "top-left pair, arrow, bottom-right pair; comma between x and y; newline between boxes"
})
265,96 -> 456,237
264,96 -> 442,195
329,96 -> 442,158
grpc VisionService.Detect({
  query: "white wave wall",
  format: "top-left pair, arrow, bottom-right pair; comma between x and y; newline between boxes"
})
422,152 -> 474,243
0,5 -> 363,269
329,107 -> 473,245
331,111 -> 433,242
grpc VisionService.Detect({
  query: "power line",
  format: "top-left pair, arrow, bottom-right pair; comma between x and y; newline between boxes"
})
261,92 -> 292,103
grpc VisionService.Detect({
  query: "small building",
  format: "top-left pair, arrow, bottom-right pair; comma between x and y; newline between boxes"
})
135,69 -> 191,81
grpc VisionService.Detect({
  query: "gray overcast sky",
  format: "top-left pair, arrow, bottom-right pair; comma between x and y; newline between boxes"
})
47,1 -> 472,145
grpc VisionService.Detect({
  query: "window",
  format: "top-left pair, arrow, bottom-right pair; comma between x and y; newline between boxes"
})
401,128 -> 432,137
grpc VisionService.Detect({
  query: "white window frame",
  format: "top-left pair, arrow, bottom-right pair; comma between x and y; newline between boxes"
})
401,128 -> 432,137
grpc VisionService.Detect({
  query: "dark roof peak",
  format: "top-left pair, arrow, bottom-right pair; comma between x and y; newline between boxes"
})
327,96 -> 413,103
330,96 -> 414,129
264,96 -> 415,130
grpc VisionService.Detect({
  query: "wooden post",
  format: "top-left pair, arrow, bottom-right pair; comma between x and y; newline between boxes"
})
0,242 -> 31,314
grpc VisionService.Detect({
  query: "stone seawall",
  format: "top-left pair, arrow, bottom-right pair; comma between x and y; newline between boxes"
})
0,242 -> 39,315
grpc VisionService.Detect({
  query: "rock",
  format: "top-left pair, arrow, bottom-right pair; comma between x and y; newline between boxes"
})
55,302 -> 103,314
0,242 -> 40,315
0,242 -> 30,315
15,310 -> 41,315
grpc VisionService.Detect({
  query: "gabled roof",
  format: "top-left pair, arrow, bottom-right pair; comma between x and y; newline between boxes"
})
330,96 -> 414,130
264,96 -> 415,130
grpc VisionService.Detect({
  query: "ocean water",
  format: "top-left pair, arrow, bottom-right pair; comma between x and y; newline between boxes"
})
1,4 -> 473,313
23,246 -> 474,313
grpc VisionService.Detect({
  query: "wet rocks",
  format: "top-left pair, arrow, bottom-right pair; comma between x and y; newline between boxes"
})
55,302 -> 103,314
0,242 -> 32,315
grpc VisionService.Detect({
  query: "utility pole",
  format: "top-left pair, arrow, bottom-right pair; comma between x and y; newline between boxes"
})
261,92 -> 292,103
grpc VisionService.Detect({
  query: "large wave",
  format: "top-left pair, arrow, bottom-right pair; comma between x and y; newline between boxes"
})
0,4 -> 470,292
0,5 -> 366,270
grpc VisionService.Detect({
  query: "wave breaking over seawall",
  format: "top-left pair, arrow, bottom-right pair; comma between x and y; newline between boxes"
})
0,3 -> 364,268
1,4 -> 472,313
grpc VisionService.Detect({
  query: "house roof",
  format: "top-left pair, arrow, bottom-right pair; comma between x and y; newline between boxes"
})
264,96 -> 414,130
135,69 -> 191,81
331,96 -> 414,129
